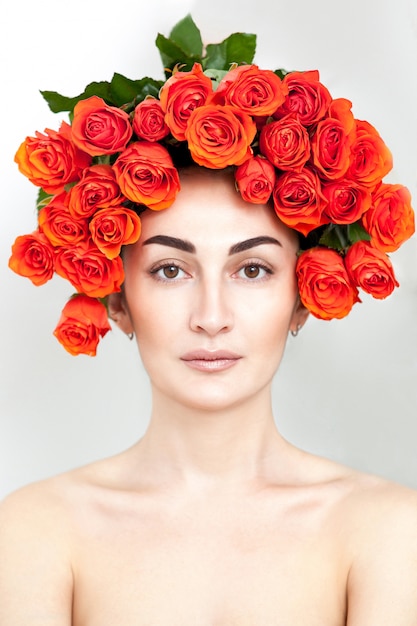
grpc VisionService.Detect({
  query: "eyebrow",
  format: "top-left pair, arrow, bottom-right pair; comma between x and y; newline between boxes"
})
141,234 -> 282,255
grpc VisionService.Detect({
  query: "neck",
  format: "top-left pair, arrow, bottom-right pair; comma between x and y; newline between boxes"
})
130,387 -> 294,491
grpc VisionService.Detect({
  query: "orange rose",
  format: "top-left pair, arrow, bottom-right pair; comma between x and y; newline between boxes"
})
53,295 -> 111,356
9,231 -> 55,286
259,117 -> 311,171
322,180 -> 372,224
71,95 -> 133,156
185,104 -> 256,169
89,206 -> 142,259
210,64 -> 288,116
311,98 -> 355,180
159,63 -> 213,141
113,141 -> 180,210
38,194 -> 89,247
296,247 -> 360,320
345,241 -> 399,300
272,167 -> 328,236
235,155 -> 276,204
133,98 -> 170,142
55,240 -> 124,298
273,70 -> 332,126
361,184 -> 415,252
14,121 -> 91,194
68,164 -> 125,219
348,119 -> 393,188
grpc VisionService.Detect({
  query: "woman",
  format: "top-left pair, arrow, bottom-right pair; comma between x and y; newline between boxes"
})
1,16 -> 417,625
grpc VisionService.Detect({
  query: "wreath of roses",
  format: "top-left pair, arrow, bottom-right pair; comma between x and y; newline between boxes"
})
9,15 -> 415,355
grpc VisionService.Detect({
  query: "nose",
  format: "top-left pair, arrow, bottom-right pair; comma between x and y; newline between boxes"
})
189,276 -> 234,336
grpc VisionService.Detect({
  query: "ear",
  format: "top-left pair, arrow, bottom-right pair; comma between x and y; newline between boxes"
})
289,297 -> 310,335
107,292 -> 134,335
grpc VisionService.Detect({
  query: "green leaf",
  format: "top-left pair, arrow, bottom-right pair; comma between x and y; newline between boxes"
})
347,221 -> 371,243
274,68 -> 290,80
319,224 -> 349,252
41,81 -> 113,113
155,33 -> 193,74
203,68 -> 229,89
169,14 -> 203,58
36,188 -> 53,212
109,74 -> 163,108
203,32 -> 256,70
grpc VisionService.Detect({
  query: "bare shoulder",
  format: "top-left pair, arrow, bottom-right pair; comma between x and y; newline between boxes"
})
335,470 -> 417,625
0,476 -> 77,625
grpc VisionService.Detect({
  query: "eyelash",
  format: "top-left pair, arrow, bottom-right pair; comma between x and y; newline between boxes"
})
149,262 -> 188,282
234,261 -> 273,281
149,260 -> 274,283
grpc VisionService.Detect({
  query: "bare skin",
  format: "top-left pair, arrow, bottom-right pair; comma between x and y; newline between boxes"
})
1,169 -> 417,625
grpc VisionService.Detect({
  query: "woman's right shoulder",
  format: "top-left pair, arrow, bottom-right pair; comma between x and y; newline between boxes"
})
0,477 -> 77,624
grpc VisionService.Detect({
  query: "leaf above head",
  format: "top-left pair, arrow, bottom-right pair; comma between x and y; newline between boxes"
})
40,81 -> 113,113
109,74 -> 163,109
155,33 -> 199,76
347,221 -> 371,244
169,14 -> 203,58
203,32 -> 257,71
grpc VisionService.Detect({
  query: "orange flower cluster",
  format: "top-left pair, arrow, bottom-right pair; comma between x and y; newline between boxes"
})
10,52 -> 414,354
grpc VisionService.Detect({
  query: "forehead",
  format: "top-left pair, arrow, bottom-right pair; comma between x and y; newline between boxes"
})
139,168 -> 299,250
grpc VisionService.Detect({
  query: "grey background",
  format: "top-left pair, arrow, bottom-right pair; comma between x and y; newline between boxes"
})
1,0 -> 416,498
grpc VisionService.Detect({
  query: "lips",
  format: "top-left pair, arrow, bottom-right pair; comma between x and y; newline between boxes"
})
180,349 -> 242,372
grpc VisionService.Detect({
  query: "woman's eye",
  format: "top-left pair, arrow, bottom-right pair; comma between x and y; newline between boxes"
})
162,265 -> 181,279
237,264 -> 271,280
151,264 -> 187,281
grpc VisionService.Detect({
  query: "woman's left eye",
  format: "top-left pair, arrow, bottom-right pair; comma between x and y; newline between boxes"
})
236,263 -> 272,280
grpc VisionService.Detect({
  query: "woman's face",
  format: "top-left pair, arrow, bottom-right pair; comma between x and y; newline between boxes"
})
117,168 -> 307,412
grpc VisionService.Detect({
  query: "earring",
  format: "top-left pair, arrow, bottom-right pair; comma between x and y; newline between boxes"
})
127,332 -> 134,341
290,324 -> 301,338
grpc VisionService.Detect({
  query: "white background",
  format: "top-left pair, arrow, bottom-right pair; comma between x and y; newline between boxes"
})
1,0 -> 416,499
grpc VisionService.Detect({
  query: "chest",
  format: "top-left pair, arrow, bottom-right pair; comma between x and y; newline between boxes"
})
71,495 -> 348,625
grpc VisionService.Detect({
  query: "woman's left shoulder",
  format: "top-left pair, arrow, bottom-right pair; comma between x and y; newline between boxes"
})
337,472 -> 417,622
341,470 -> 417,525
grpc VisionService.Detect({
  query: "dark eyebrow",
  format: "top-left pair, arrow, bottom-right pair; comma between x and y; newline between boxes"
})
141,234 -> 282,255
228,236 -> 282,255
142,235 -> 196,253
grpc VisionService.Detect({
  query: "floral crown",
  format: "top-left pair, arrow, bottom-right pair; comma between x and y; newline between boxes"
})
9,15 -> 415,356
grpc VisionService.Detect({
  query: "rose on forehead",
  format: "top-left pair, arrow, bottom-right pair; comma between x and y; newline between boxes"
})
235,155 -> 276,204
113,142 -> 180,211
273,167 -> 328,236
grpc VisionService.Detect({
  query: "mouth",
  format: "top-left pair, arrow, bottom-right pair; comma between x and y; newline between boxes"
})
180,350 -> 242,372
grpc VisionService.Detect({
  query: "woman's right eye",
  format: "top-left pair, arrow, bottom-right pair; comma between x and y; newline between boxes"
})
150,263 -> 187,281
